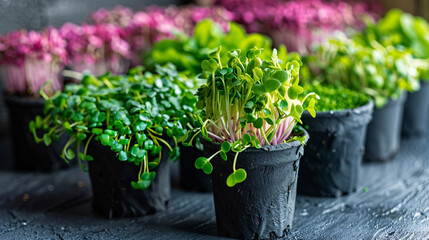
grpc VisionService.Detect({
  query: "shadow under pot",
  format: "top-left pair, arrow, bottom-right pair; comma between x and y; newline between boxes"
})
205,130 -> 308,240
87,140 -> 171,218
4,95 -> 70,171
364,93 -> 407,162
298,100 -> 374,197
179,144 -> 212,192
402,80 -> 429,138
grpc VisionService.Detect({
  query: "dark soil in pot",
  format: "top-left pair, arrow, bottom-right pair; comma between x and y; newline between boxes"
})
205,130 -> 308,240
4,95 -> 70,171
87,140 -> 171,219
179,144 -> 212,192
364,93 -> 407,162
298,101 -> 373,197
402,80 -> 429,138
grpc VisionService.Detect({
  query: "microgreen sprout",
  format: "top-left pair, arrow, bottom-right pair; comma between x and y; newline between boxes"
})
184,47 -> 318,187
30,64 -> 196,190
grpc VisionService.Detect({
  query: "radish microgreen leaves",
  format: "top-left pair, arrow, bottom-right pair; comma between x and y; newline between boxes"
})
187,47 -> 318,187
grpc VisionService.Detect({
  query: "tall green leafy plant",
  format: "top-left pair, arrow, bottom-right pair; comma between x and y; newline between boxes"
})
358,9 -> 429,80
302,34 -> 420,108
30,64 -> 197,190
145,19 -> 276,75
184,47 -> 318,187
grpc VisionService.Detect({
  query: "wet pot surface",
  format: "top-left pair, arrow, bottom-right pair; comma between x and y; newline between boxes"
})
205,134 -> 307,240
364,93 -> 406,162
4,95 -> 70,171
299,101 -> 373,197
402,81 -> 429,137
87,141 -> 171,218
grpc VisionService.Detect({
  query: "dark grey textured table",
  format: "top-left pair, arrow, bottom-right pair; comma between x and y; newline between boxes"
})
1,132 -> 429,240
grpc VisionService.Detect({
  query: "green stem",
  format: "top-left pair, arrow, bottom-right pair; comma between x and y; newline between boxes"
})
126,133 -> 134,151
61,136 -> 76,163
76,141 -> 84,171
232,146 -> 249,172
84,134 -> 95,156
138,157 -> 144,181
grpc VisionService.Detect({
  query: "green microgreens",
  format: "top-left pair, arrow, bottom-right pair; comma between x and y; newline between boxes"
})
303,83 -> 371,112
29,64 -> 197,190
301,34 -> 421,108
185,46 -> 318,187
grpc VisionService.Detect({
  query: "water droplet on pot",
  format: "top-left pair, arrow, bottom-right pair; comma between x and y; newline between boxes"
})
329,111 -> 334,115
414,212 -> 422,218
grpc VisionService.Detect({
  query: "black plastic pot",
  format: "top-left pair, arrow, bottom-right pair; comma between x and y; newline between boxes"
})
402,81 -> 429,138
206,131 -> 308,240
4,95 -> 70,171
179,144 -> 212,192
298,101 -> 373,197
87,141 -> 171,218
364,93 -> 407,162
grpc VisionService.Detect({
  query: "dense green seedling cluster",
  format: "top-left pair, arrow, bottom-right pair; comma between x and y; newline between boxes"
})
146,19 -> 284,75
184,47 -> 318,187
357,9 -> 429,80
30,64 -> 197,190
302,34 -> 420,108
303,84 -> 371,112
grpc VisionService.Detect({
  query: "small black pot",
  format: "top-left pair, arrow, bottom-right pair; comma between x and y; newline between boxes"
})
298,101 -> 373,197
179,144 -> 212,192
206,131 -> 308,240
87,141 -> 171,218
364,93 -> 407,162
4,95 -> 69,171
402,80 -> 429,137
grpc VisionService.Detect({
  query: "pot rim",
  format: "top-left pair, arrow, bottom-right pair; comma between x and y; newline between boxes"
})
204,128 -> 309,153
302,99 -> 374,118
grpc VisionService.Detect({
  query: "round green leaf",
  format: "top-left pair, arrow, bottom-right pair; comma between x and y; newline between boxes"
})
288,85 -> 304,99
253,118 -> 264,129
134,180 -> 151,190
141,172 -> 150,180
195,157 -> 207,169
144,140 -> 154,150
253,84 -> 266,95
272,70 -> 288,83
118,151 -> 128,161
105,129 -> 117,137
66,149 -> 75,159
131,145 -> 139,157
221,141 -> 231,152
264,79 -> 282,92
226,173 -> 236,187
243,134 -> 251,145
43,134 -> 52,146
220,151 -> 227,161
100,134 -> 110,146
149,171 -> 156,180
279,100 -> 289,110
234,168 -> 247,183
202,162 -> 213,174
76,132 -> 87,141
